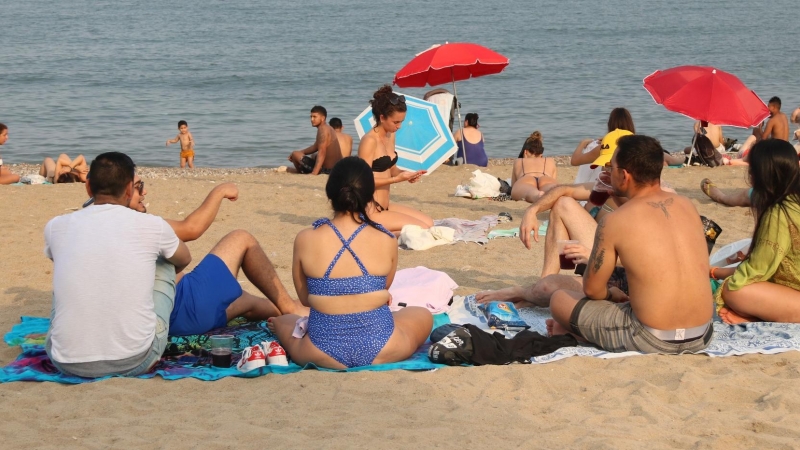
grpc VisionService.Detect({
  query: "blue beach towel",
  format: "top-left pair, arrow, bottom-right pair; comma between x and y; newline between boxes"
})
1,315 -> 450,384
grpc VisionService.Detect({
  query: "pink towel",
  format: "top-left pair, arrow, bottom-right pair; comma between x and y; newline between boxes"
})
388,266 -> 457,314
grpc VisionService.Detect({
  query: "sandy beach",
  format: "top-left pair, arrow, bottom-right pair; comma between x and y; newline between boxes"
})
2,160 -> 799,449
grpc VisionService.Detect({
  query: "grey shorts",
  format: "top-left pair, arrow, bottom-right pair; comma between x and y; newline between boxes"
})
46,259 -> 176,378
569,299 -> 712,354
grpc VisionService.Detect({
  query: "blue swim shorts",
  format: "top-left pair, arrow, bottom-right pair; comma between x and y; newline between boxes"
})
170,254 -> 243,336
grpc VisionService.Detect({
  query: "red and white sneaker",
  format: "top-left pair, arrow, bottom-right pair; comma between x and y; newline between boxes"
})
236,344 -> 266,373
263,341 -> 289,366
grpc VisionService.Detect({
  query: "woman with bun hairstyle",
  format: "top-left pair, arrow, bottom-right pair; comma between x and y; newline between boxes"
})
510,131 -> 558,202
269,157 -> 433,369
357,85 -> 434,234
453,113 -> 488,167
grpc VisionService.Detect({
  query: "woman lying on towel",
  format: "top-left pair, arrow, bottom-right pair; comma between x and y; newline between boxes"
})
711,139 -> 800,324
510,131 -> 558,202
39,153 -> 89,183
357,85 -> 433,234
268,157 -> 432,369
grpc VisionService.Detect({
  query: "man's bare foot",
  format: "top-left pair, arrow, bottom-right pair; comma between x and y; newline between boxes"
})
719,307 -> 759,325
475,286 -> 524,304
546,318 -> 570,337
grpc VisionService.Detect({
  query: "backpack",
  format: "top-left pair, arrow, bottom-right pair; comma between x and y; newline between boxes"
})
690,133 -> 723,167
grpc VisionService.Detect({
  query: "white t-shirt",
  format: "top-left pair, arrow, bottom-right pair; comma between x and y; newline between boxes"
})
44,204 -> 179,364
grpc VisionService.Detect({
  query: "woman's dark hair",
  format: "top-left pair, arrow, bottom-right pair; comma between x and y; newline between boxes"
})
326,156 -> 379,227
0,123 -> 6,134
370,84 -> 407,125
519,131 -> 543,158
464,113 -> 479,128
607,108 -> 635,134
746,139 -> 800,256
57,172 -> 79,184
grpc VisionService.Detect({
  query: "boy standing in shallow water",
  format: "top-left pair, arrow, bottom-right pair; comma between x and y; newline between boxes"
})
166,120 -> 195,169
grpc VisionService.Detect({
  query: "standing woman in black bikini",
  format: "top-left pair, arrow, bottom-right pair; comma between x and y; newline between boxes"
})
510,131 -> 558,202
358,85 -> 434,234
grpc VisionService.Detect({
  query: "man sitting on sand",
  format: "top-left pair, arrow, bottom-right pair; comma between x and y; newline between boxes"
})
729,96 -> 790,165
329,117 -> 353,158
288,106 -> 343,175
126,170 -> 307,336
45,152 -> 193,378
546,135 -> 713,354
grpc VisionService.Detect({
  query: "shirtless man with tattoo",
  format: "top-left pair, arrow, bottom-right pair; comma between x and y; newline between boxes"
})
546,135 -> 713,354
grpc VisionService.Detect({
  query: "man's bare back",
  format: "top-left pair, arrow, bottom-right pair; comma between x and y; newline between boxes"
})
317,124 -> 343,169
335,129 -> 353,158
764,111 -> 790,141
696,121 -> 723,148
600,191 -> 712,329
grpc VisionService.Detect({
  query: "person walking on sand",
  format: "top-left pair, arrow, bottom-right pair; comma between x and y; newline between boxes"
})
0,123 -> 21,185
546,135 -> 713,354
329,117 -> 353,158
166,120 -> 196,169
288,106 -> 343,175
357,85 -> 432,234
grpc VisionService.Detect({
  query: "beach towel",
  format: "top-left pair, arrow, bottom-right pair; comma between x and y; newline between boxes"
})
450,295 -> 800,363
389,266 -> 457,314
0,316 -> 450,383
487,221 -> 549,240
398,225 -> 455,250
434,215 -> 499,245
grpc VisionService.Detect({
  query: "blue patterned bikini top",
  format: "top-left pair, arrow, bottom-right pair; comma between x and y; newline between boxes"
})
305,217 -> 396,297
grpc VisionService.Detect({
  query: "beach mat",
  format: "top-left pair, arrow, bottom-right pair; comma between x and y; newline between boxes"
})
1,315 -> 450,384
452,295 -> 800,363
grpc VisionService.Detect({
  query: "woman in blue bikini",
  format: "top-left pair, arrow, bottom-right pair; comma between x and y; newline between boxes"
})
511,131 -> 558,202
358,85 -> 433,234
268,157 -> 433,369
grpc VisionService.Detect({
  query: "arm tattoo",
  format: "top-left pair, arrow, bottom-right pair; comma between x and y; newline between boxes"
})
647,197 -> 674,218
587,217 -> 606,274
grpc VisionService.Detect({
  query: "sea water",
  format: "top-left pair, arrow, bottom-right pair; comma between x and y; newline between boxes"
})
1,0 -> 798,168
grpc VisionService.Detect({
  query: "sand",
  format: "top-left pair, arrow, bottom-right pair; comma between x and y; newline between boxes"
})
2,160 -> 799,449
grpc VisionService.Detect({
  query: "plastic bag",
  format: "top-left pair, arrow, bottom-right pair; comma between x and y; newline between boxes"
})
466,169 -> 501,198
477,301 -> 530,331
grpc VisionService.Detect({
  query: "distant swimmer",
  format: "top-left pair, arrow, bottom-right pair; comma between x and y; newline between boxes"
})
288,106 -> 342,175
329,117 -> 353,158
166,120 -> 196,169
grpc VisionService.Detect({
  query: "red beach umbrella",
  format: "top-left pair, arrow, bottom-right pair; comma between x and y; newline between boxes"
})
393,42 -> 509,88
643,65 -> 769,128
394,42 -> 509,164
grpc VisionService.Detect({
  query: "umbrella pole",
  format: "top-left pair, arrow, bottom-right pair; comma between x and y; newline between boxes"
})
451,69 -> 466,165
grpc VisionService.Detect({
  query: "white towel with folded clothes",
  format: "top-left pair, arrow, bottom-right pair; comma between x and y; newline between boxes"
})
434,215 -> 499,245
398,225 -> 456,250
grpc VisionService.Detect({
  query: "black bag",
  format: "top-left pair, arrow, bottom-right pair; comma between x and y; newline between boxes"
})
690,134 -> 724,167
497,178 -> 512,195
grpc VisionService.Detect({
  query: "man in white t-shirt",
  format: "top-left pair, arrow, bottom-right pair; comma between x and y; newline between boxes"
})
45,152 -> 192,378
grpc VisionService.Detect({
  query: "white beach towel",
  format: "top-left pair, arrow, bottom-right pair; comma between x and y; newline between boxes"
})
398,225 -> 455,250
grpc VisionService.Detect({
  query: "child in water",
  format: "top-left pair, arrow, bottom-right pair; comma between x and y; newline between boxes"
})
166,120 -> 195,169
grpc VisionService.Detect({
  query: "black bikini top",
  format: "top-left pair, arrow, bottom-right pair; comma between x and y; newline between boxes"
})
372,154 -> 398,173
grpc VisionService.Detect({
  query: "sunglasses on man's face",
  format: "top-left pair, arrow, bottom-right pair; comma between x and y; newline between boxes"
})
389,95 -> 406,106
134,180 -> 145,195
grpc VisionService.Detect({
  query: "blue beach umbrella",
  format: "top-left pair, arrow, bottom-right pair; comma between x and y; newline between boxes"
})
354,94 -> 457,174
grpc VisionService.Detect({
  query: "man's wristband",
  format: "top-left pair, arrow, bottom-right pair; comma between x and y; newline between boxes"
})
710,266 -> 718,280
